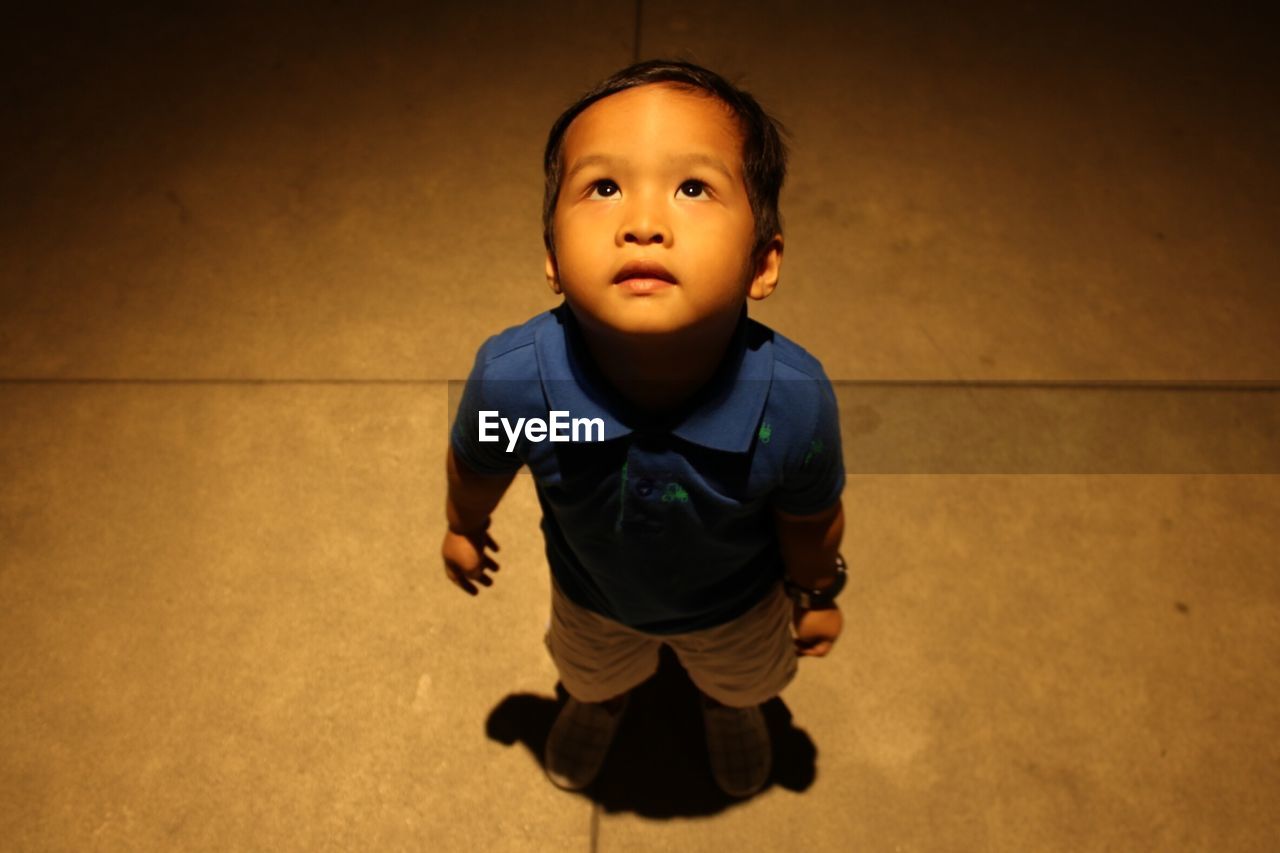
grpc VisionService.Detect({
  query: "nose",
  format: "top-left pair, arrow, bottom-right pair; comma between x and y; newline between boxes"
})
616,196 -> 671,247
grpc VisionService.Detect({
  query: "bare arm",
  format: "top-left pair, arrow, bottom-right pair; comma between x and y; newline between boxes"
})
775,499 -> 844,589
774,499 -> 845,656
442,446 -> 518,595
446,445 -> 516,534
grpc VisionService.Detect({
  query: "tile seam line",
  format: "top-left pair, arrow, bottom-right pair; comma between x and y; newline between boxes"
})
0,378 -> 447,386
0,379 -> 1278,391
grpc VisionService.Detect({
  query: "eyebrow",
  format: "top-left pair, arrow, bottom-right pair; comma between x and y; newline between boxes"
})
564,152 -> 735,184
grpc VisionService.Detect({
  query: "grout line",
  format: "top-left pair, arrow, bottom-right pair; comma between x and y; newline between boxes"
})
0,378 -> 448,386
825,380 -> 1280,392
0,378 -> 1276,391
589,801 -> 601,853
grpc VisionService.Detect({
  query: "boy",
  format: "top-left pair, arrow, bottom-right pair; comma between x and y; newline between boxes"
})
443,60 -> 846,798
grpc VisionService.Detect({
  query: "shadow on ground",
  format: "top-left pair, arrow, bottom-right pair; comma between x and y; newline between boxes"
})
485,645 -> 817,816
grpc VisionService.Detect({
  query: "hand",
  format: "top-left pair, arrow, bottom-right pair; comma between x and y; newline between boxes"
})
792,603 -> 842,657
442,526 -> 501,596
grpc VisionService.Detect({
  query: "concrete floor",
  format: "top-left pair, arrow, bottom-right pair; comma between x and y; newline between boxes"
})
2,2 -> 1278,850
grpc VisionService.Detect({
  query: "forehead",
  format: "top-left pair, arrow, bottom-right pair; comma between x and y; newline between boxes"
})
561,83 -> 745,174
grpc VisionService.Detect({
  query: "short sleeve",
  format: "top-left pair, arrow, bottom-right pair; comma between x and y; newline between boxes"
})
449,347 -> 527,476
771,376 -> 845,515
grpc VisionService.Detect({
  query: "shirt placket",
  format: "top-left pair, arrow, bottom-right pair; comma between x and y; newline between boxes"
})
616,437 -> 690,536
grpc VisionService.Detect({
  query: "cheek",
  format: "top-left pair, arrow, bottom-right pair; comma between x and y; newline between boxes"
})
688,217 -> 756,273
556,209 -> 612,259
554,230 -> 613,289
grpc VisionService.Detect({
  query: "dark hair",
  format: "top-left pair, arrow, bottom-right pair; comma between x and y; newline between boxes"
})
542,59 -> 788,263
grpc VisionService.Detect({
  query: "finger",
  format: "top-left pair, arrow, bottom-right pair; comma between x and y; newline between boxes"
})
794,632 -> 819,648
462,560 -> 497,586
482,557 -> 501,573
459,564 -> 491,584
801,641 -> 833,657
485,533 -> 500,552
445,564 -> 479,596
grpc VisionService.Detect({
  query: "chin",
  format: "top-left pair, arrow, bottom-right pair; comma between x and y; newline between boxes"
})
606,315 -> 693,338
570,300 -> 692,338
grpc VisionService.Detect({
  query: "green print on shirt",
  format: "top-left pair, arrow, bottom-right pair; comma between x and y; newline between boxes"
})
802,438 -> 825,468
661,482 -> 690,503
758,422 -> 773,444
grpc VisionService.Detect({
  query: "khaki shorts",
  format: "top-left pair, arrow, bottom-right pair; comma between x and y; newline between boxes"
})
544,575 -> 798,708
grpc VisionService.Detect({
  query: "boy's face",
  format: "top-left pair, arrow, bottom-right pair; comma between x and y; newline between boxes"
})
546,84 -> 781,338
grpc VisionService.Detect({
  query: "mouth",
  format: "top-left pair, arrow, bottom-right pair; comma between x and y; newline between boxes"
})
612,260 -> 678,292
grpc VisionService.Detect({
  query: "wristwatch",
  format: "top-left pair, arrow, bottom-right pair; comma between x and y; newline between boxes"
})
784,553 -> 847,609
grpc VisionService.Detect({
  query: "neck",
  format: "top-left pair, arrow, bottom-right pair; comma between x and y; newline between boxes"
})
570,309 -> 744,415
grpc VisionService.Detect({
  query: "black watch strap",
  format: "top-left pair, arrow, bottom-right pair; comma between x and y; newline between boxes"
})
784,554 -> 847,609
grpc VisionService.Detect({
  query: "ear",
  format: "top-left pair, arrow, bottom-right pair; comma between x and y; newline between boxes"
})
747,235 -> 783,301
544,251 -> 563,295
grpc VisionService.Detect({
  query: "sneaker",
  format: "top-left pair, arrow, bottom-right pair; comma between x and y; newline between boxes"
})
544,694 -> 629,791
700,694 -> 772,797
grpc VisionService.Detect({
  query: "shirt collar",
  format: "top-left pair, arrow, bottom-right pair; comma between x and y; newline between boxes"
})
534,305 -> 774,453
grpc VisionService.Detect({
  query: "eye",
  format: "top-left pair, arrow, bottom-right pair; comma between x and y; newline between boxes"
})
678,180 -> 709,199
588,179 -> 620,200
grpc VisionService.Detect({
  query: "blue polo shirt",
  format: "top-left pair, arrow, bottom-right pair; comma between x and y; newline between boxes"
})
450,304 -> 844,634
